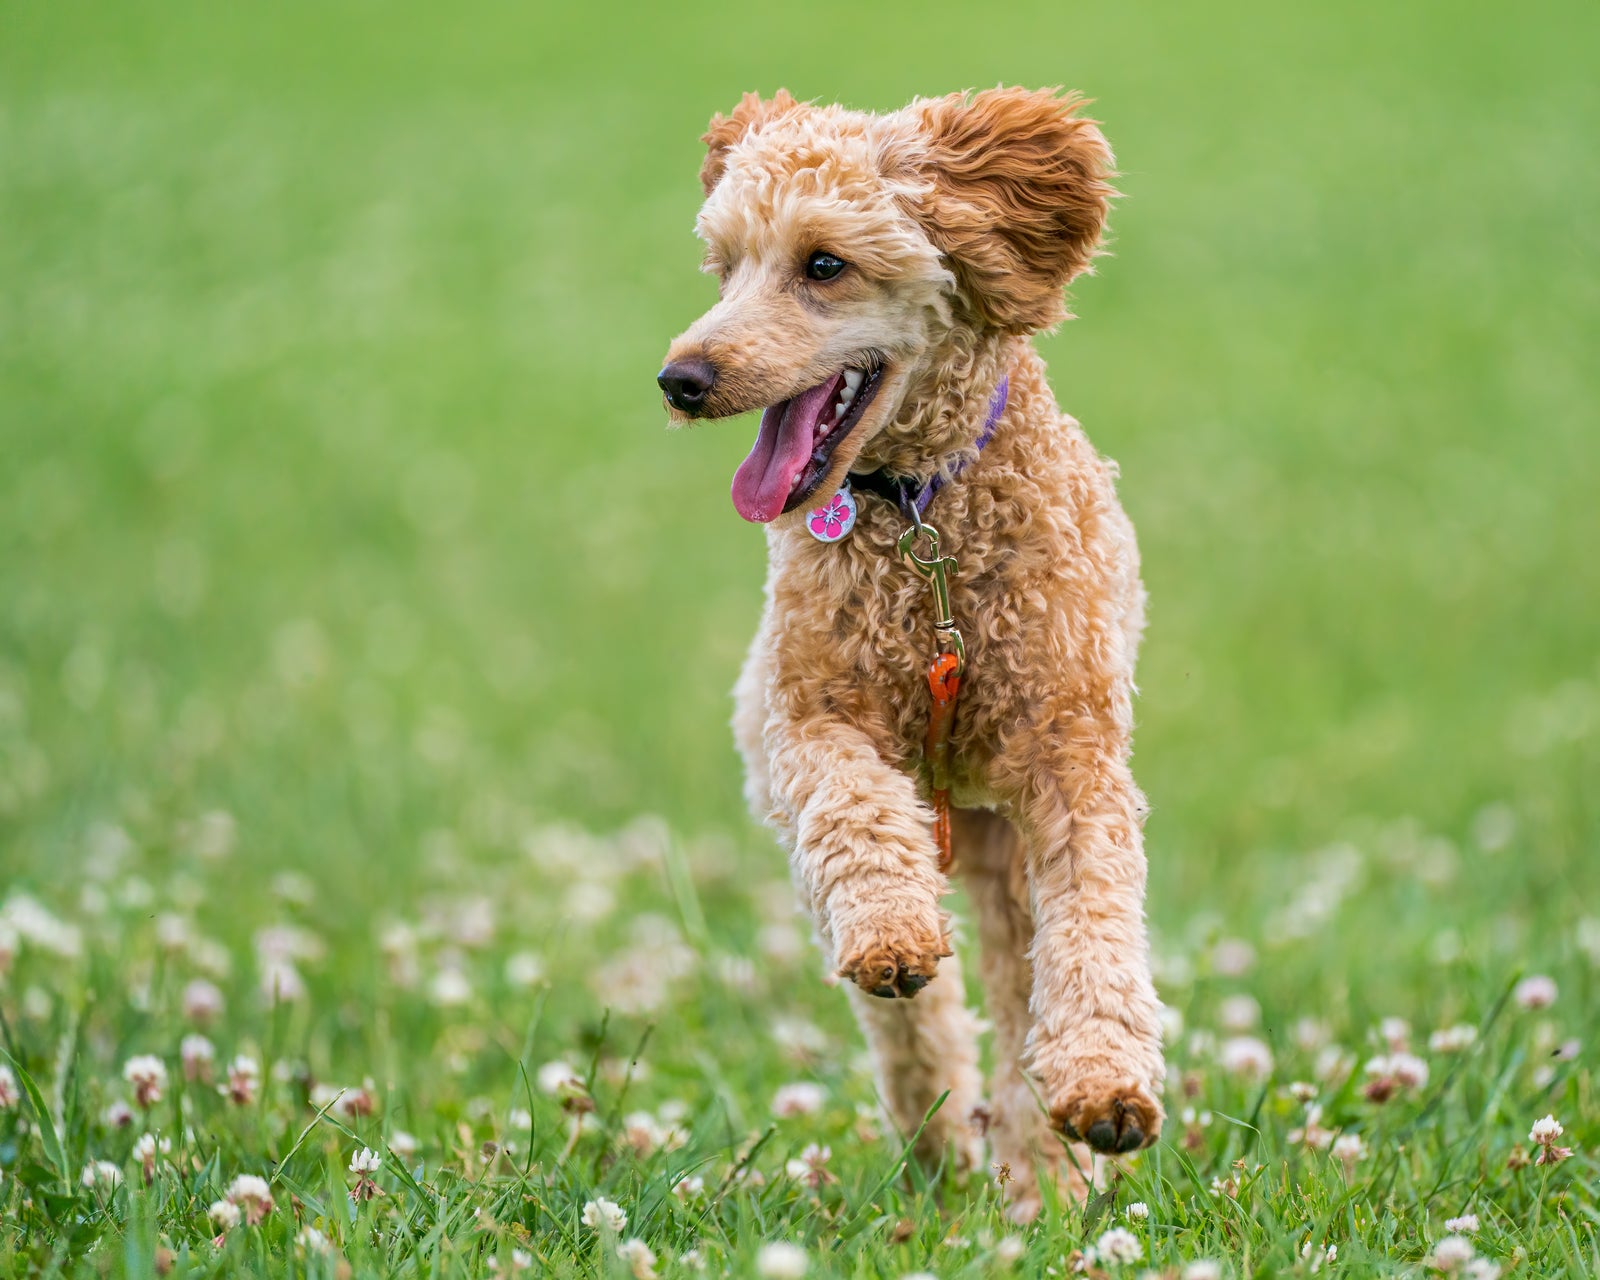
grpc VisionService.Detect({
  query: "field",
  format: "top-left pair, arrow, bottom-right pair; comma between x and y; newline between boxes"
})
1,1 -> 1597,1275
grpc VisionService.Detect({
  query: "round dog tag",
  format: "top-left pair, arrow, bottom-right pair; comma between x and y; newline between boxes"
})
806,484 -> 858,543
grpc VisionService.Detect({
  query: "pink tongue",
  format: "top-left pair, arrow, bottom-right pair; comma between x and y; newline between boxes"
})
730,375 -> 841,523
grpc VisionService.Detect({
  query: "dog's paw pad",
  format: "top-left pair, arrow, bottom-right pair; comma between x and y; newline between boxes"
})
1050,1079 -> 1162,1154
838,937 -> 948,999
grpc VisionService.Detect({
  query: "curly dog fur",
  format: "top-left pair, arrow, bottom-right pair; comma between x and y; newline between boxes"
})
660,87 -> 1164,1217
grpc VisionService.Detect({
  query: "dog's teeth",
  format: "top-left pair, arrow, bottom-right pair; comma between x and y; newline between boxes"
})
838,384 -> 856,406
834,400 -> 847,421
843,368 -> 864,394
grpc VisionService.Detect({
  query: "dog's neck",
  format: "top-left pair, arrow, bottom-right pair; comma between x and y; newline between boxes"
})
851,329 -> 1021,480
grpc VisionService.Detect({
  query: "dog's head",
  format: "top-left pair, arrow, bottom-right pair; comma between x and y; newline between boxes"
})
658,87 -> 1115,525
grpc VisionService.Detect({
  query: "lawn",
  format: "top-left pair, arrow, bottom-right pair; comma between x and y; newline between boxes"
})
0,1 -> 1597,1275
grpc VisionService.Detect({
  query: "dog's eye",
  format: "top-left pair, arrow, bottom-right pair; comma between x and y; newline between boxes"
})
804,252 -> 847,281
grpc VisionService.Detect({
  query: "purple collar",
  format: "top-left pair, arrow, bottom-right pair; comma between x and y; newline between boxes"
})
849,374 -> 1008,523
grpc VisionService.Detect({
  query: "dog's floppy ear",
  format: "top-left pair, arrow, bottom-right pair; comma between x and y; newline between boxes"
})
700,89 -> 802,195
908,87 -> 1116,333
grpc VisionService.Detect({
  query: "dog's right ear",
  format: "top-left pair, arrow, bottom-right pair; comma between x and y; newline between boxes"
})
700,90 -> 800,194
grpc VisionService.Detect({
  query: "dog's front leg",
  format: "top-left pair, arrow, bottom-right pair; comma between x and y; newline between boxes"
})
1008,708 -> 1166,1154
767,717 -> 951,998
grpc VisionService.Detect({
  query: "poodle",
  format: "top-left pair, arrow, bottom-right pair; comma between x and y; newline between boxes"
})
658,86 -> 1163,1216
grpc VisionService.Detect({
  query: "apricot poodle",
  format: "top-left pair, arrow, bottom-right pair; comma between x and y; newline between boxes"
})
659,86 -> 1163,1216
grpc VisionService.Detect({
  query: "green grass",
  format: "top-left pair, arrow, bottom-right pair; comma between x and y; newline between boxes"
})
1,1 -> 1597,1275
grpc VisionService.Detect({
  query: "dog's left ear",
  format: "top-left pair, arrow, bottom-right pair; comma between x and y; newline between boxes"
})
906,87 -> 1116,333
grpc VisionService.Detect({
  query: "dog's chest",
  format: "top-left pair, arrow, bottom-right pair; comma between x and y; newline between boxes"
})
766,507 -> 1030,765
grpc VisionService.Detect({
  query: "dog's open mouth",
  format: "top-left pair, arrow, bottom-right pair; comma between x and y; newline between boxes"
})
730,363 -> 884,522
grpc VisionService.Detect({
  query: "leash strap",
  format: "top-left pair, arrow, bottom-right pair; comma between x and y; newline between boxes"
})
881,374 -> 1009,873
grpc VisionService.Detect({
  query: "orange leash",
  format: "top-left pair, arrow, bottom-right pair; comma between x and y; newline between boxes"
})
924,651 -> 962,872
899,522 -> 968,874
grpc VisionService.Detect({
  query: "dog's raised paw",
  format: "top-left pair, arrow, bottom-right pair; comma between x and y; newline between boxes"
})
1049,1077 -> 1163,1154
837,934 -> 950,999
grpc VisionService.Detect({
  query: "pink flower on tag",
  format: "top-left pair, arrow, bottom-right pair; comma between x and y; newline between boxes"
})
808,490 -> 855,541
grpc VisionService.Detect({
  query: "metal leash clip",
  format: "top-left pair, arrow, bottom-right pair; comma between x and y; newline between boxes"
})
896,517 -> 965,677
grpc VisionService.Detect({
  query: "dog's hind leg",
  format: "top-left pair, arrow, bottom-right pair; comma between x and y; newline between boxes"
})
844,943 -> 983,1174
956,808 -> 1094,1218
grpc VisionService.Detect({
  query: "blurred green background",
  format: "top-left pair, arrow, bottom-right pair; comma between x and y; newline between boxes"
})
2,0 -> 1597,940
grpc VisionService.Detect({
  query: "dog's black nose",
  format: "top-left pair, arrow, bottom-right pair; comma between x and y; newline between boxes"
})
657,359 -> 716,413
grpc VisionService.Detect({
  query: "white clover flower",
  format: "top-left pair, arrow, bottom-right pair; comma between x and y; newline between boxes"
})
1,892 -> 82,958
132,1133 -> 170,1163
581,1197 -> 627,1233
1288,1103 -> 1334,1150
537,1060 -> 583,1095
1218,1035 -> 1274,1080
1391,1053 -> 1430,1088
1218,994 -> 1261,1031
349,1147 -> 381,1174
770,1016 -> 830,1060
226,1173 -> 275,1224
180,1034 -> 215,1081
505,951 -> 544,989
995,1237 -> 1026,1264
428,964 -> 473,1007
0,1065 -> 18,1110
756,1242 -> 808,1278
784,1143 -> 836,1189
1090,1226 -> 1143,1265
208,1199 -> 242,1231
1124,1200 -> 1150,1221
1513,975 -> 1557,1009
389,1130 -> 419,1160
673,1174 -> 705,1201
771,1081 -> 826,1118
1211,937 -> 1256,976
1462,1260 -> 1501,1280
122,1055 -> 167,1108
1428,1024 -> 1477,1054
224,1056 -> 259,1106
1528,1113 -> 1572,1164
154,913 -> 191,953
258,957 -> 306,1003
1315,1045 -> 1355,1084
1429,1234 -> 1476,1272
616,1238 -> 658,1280
1578,917 -> 1600,966
1444,1213 -> 1480,1233
1380,1016 -> 1411,1050
182,978 -> 226,1023
1529,1114 -> 1563,1143
296,1226 -> 333,1253
1294,1017 -> 1332,1051
81,1160 -> 123,1189
1183,1263 -> 1223,1280
621,1111 -> 666,1157
102,1100 -> 134,1129
1332,1133 -> 1367,1173
657,1097 -> 689,1124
